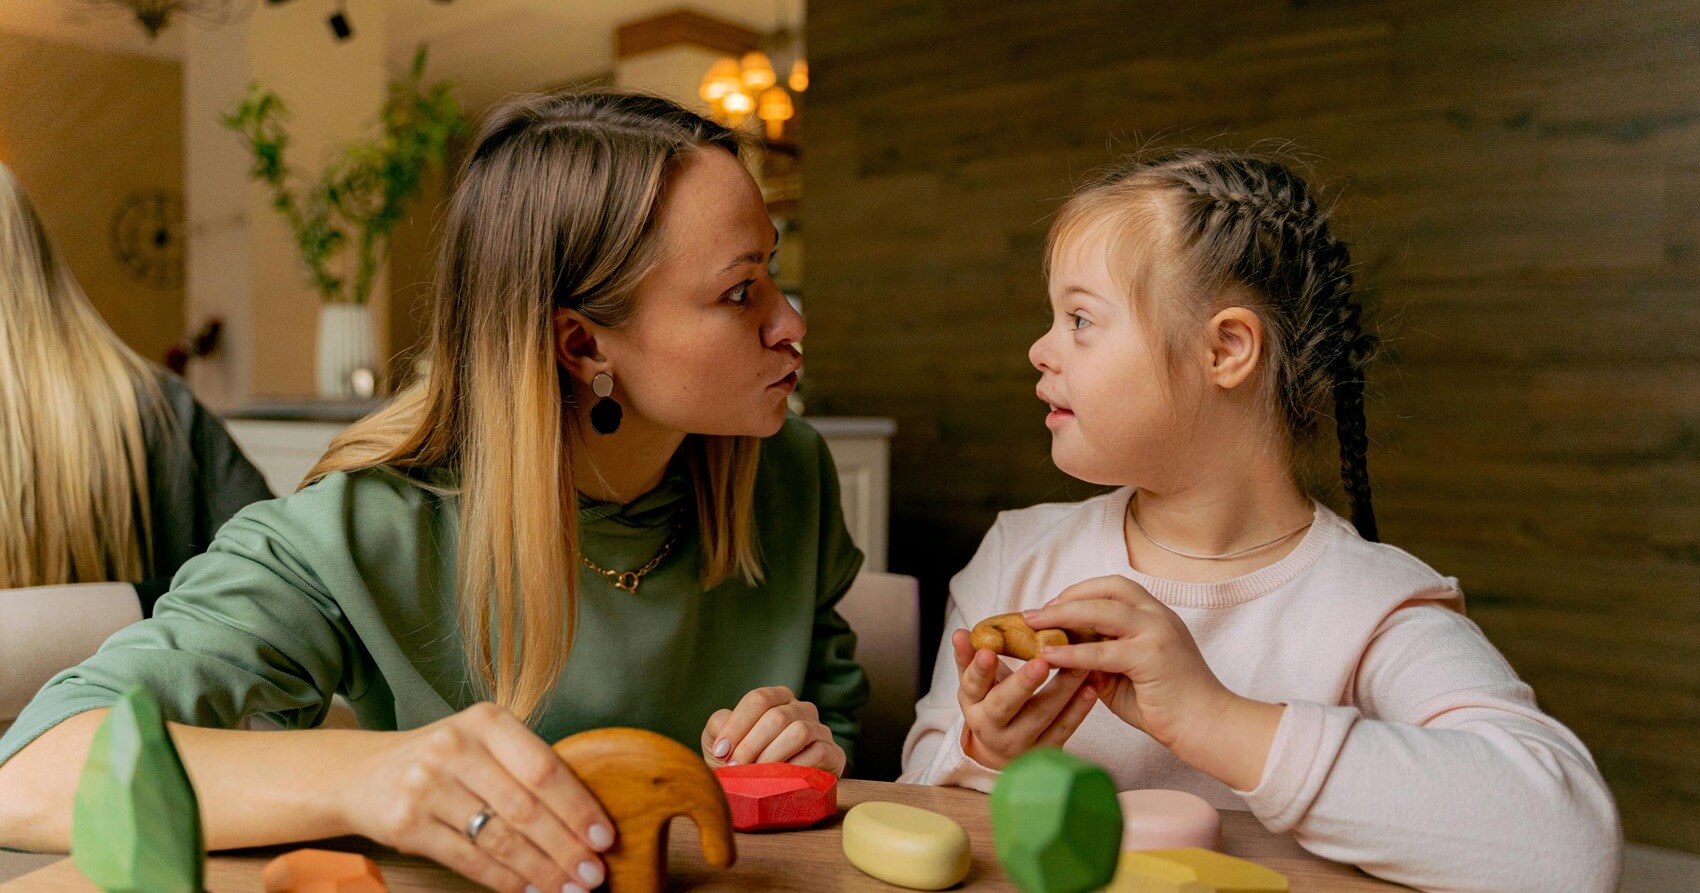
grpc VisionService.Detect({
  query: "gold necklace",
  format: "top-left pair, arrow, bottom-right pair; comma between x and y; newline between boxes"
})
1128,498 -> 1312,561
581,522 -> 683,593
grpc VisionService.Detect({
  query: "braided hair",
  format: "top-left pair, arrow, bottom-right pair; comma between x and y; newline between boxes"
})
1050,149 -> 1380,541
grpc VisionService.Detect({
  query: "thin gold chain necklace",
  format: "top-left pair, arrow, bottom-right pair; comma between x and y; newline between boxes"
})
1128,498 -> 1312,561
581,519 -> 684,593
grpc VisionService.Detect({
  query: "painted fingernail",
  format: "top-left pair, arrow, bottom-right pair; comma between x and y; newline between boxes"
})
578,860 -> 605,886
712,738 -> 730,758
588,823 -> 614,850
562,885 -> 586,893
727,759 -> 740,766
526,886 -> 541,893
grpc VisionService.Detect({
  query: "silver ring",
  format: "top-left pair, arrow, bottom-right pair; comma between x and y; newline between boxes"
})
465,807 -> 494,844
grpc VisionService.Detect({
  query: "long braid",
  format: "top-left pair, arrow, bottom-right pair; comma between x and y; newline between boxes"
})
1100,149 -> 1381,540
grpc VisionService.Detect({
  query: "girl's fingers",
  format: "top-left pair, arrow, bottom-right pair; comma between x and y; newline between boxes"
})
957,647 -> 1001,703
1038,638 -> 1136,673
1034,681 -> 1100,749
1053,575 -> 1159,607
1024,598 -> 1142,640
952,629 -> 974,672
977,657 -> 1053,726
709,687 -> 796,763
1009,668 -> 1088,734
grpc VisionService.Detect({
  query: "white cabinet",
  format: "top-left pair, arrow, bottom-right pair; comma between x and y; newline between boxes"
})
224,412 -> 895,572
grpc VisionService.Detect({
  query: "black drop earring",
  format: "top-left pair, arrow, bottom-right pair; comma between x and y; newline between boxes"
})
589,372 -> 622,435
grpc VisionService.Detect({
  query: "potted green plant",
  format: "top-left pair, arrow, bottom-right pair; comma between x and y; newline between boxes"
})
223,46 -> 465,398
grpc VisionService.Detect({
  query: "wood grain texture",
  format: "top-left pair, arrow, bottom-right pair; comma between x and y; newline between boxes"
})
0,780 -> 1409,891
801,0 -> 1700,851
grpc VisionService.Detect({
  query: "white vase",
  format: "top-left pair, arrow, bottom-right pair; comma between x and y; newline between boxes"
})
315,303 -> 376,399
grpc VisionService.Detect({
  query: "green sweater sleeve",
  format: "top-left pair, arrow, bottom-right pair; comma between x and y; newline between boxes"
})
795,426 -> 870,767
0,475 -> 370,769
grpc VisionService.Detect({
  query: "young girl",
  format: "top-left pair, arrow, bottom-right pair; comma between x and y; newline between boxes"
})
0,92 -> 865,893
901,149 -> 1621,892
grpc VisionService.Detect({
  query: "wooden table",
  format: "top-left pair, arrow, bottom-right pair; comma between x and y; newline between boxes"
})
6,779 -> 1408,891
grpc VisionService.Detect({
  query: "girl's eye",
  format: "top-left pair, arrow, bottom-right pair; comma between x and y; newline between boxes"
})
726,279 -> 755,305
1069,312 -> 1091,331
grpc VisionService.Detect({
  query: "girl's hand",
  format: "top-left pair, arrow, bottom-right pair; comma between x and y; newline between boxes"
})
1024,575 -> 1285,790
953,628 -> 1099,770
702,686 -> 847,776
339,702 -> 616,893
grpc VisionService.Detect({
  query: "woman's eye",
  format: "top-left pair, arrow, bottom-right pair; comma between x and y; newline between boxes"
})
726,279 -> 755,305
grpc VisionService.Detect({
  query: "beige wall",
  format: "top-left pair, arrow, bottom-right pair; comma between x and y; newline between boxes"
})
0,31 -> 184,366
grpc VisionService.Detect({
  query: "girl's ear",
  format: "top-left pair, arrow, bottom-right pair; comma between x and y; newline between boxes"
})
552,307 -> 609,386
1207,306 -> 1264,391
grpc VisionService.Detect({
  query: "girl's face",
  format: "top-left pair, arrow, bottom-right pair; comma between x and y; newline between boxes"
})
594,148 -> 803,438
1029,223 -> 1200,488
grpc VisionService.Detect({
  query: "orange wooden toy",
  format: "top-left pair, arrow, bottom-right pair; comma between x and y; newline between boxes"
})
262,848 -> 386,893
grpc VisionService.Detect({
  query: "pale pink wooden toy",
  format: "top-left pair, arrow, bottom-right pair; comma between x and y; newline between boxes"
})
1117,789 -> 1221,851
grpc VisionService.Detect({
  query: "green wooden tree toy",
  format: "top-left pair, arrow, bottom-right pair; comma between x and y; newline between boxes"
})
71,686 -> 204,893
990,748 -> 1123,893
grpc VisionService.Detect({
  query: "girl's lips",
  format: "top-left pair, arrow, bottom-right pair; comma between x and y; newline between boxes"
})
1045,407 -> 1074,429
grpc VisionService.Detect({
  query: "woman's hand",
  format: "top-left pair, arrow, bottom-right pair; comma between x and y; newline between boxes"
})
701,686 -> 846,776
953,628 -> 1099,769
1024,575 -> 1285,790
339,702 -> 616,893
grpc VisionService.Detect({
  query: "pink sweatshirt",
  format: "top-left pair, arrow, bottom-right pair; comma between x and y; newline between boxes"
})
900,489 -> 1622,893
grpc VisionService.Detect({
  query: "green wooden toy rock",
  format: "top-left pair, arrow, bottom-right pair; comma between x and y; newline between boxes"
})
990,748 -> 1122,893
72,686 -> 204,893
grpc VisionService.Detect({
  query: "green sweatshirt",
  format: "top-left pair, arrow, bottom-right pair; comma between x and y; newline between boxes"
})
0,417 -> 868,768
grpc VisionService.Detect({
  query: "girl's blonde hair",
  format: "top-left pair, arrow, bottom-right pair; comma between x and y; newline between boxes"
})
1049,148 -> 1380,540
307,91 -> 764,721
0,163 -> 166,587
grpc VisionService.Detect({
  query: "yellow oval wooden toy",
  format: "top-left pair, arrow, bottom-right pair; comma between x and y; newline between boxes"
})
842,801 -> 971,890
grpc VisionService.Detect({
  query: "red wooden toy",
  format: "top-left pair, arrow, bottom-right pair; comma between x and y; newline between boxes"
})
713,763 -> 839,832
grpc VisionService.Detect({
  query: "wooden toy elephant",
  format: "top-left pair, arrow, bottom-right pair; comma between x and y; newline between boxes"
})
551,727 -> 736,892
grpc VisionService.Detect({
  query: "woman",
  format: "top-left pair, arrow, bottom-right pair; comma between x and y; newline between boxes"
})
0,91 -> 867,893
0,161 -> 272,611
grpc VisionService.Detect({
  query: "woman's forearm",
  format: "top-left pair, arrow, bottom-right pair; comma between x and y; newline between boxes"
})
0,710 -> 381,852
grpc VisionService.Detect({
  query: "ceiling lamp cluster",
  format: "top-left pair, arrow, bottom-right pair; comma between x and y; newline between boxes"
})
699,45 -> 807,140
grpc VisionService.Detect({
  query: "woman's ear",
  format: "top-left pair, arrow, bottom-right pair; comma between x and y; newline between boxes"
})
1207,306 -> 1264,390
552,307 -> 608,386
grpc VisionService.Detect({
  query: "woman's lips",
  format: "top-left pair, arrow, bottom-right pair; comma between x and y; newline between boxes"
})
770,371 -> 799,393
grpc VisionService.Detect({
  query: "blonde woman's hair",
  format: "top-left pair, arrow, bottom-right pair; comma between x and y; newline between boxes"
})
0,163 -> 166,587
307,91 -> 765,721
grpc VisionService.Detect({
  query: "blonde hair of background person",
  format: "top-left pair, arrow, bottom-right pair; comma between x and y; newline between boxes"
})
0,162 -> 165,588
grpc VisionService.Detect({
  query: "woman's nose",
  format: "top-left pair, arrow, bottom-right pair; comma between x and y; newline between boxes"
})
766,285 -> 806,348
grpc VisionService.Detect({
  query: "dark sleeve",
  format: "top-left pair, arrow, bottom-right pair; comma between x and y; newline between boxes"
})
798,427 -> 871,769
139,372 -> 275,615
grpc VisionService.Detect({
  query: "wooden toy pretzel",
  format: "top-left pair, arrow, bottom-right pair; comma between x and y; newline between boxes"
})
970,612 -> 1103,661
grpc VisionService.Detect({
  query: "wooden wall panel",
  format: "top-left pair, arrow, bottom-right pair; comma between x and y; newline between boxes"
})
803,0 -> 1700,850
